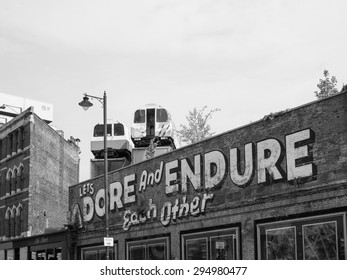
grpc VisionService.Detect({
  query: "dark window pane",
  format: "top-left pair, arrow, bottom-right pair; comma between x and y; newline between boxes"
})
93,124 -> 112,137
84,250 -> 98,260
186,238 -> 207,260
148,243 -> 165,260
82,246 -> 114,260
93,124 -> 104,137
210,235 -> 235,260
303,222 -> 337,260
266,227 -> 296,260
129,246 -> 146,260
114,123 -> 124,136
134,110 -> 145,123
157,109 -> 168,122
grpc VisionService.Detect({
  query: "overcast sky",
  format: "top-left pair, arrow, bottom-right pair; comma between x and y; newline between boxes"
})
1,0 -> 346,181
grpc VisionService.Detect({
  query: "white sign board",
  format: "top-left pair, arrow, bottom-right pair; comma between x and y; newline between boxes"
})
104,237 -> 114,247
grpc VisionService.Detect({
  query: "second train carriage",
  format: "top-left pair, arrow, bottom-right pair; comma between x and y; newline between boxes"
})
131,104 -> 178,148
91,120 -> 133,160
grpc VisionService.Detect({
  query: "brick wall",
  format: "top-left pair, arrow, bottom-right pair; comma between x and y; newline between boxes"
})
28,113 -> 80,236
69,91 -> 347,259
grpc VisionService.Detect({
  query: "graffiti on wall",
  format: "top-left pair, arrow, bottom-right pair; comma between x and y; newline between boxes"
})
73,128 -> 316,231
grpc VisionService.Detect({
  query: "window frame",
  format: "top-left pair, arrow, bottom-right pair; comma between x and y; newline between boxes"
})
181,226 -> 241,260
256,212 -> 346,260
156,108 -> 168,122
134,109 -> 146,124
113,123 -> 125,136
126,236 -> 170,260
81,244 -> 117,260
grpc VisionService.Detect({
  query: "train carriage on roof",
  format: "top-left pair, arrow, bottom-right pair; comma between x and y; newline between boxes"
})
91,120 -> 133,161
131,104 -> 178,149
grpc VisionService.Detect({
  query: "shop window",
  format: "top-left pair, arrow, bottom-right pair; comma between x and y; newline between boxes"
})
257,212 -> 346,260
126,236 -> 169,260
81,245 -> 116,260
181,227 -> 240,260
31,248 -> 62,260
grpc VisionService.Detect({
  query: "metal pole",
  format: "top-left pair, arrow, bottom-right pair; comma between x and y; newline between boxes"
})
103,91 -> 109,260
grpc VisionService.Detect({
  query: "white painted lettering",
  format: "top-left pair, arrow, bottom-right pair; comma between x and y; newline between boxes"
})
257,139 -> 284,184
181,154 -> 202,193
154,161 -> 164,184
124,174 -> 136,205
109,181 -> 123,210
204,151 -> 226,190
286,129 -> 314,180
230,143 -> 254,187
165,160 -> 179,194
82,196 -> 94,222
160,202 -> 172,226
139,170 -> 147,192
95,189 -> 105,218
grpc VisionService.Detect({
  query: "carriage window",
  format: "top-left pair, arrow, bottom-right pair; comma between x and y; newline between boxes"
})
93,124 -> 112,137
157,109 -> 168,122
134,110 -> 145,123
114,124 -> 124,136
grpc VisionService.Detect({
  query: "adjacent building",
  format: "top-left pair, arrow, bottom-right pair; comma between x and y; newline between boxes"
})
68,91 -> 347,260
0,107 -> 80,259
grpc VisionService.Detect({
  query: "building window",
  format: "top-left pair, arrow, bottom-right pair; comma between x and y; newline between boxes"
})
126,236 -> 169,260
8,134 -> 12,156
6,170 -> 12,196
31,247 -> 62,260
12,168 -> 18,194
17,164 -> 24,192
181,227 -> 240,260
257,212 -> 346,260
81,244 -> 116,260
0,138 -> 2,159
17,128 -> 23,151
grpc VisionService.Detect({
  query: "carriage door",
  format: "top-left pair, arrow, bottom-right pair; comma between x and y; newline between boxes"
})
146,108 -> 155,136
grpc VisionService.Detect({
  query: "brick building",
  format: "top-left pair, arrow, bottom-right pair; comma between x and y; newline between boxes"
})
0,107 -> 80,259
68,91 -> 347,260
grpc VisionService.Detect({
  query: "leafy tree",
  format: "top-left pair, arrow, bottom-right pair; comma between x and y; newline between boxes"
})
177,106 -> 220,145
315,70 -> 339,99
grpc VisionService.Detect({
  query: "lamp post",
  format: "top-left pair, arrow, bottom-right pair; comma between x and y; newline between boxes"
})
79,91 -> 110,260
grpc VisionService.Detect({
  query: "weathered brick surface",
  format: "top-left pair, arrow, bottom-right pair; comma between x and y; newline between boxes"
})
0,107 -> 80,242
69,92 -> 347,259
28,113 -> 80,235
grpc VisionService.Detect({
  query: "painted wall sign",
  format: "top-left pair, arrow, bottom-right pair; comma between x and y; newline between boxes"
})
73,128 -> 316,231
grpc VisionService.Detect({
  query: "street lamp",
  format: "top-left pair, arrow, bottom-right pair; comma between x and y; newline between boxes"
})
79,91 -> 110,260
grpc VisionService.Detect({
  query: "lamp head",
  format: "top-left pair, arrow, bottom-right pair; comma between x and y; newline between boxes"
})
0,105 -> 6,109
78,96 -> 93,111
